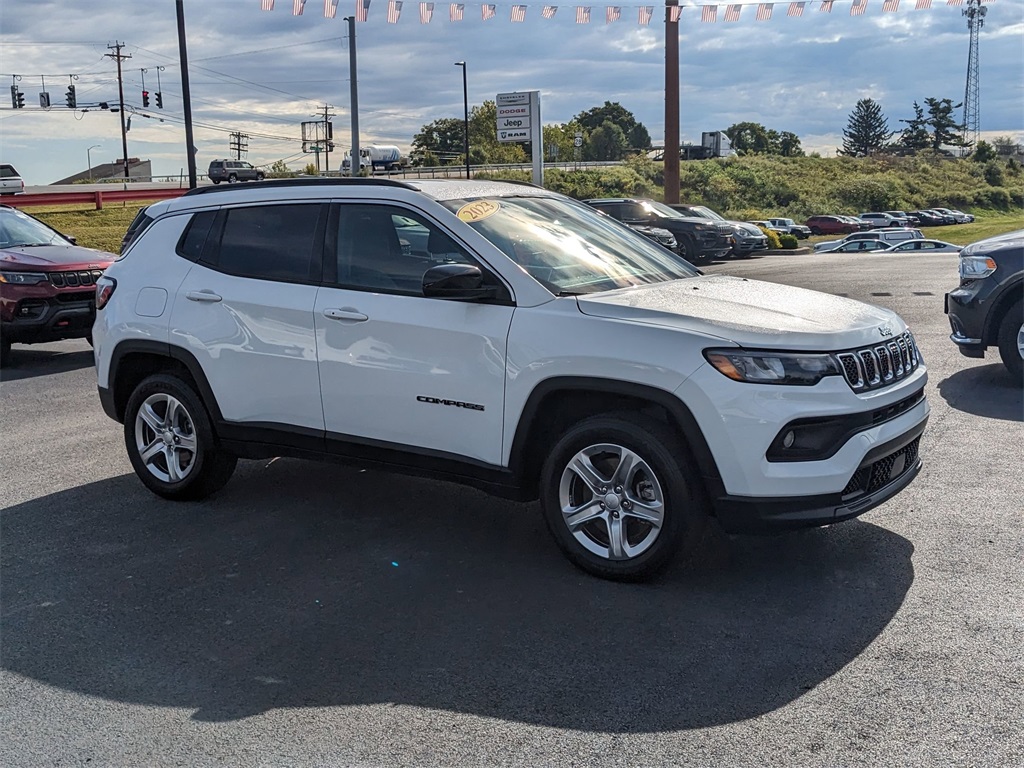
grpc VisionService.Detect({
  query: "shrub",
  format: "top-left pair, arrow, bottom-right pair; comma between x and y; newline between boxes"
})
984,162 -> 1005,187
758,227 -> 783,249
778,233 -> 799,249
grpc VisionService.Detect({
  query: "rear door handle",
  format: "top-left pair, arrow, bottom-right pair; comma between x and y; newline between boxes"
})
322,307 -> 368,322
186,290 -> 222,303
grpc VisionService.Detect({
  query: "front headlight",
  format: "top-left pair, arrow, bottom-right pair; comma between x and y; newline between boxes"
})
704,349 -> 842,385
959,255 -> 997,279
0,271 -> 48,285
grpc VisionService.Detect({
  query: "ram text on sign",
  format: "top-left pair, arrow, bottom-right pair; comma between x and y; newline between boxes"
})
498,128 -> 530,142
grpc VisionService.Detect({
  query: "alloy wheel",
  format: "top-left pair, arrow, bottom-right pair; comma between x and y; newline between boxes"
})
558,443 -> 665,561
134,393 -> 198,484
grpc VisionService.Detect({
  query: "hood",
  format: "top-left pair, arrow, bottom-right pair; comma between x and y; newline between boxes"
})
0,244 -> 116,270
576,274 -> 904,351
732,222 -> 765,236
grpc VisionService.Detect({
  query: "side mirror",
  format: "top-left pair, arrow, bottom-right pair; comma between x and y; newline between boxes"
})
422,263 -> 497,301
64,234 -> 77,244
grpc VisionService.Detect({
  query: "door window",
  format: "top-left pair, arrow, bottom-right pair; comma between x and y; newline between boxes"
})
203,204 -> 324,283
330,204 -> 476,295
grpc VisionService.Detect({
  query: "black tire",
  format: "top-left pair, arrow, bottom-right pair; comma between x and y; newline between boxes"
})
0,339 -> 11,368
539,413 -> 709,582
810,227 -> 823,236
681,236 -> 704,265
86,335 -> 93,347
211,179 -> 221,185
227,174 -> 238,184
124,373 -> 237,501
256,172 -> 265,181
996,299 -> 1023,381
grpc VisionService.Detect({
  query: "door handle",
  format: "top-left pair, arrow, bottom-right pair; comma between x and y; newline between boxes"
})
186,290 -> 222,303
322,307 -> 368,322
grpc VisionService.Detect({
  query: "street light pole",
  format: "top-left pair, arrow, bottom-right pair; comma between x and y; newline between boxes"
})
87,144 -> 102,182
454,61 -> 469,179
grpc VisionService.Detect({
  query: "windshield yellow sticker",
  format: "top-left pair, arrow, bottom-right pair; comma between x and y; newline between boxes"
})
456,200 -> 500,223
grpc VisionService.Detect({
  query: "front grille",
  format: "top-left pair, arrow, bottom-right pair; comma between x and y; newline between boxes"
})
54,290 -> 95,304
48,270 -> 104,289
841,437 -> 920,499
836,331 -> 920,392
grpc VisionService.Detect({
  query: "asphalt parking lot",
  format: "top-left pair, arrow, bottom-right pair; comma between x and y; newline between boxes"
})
1,250 -> 1021,767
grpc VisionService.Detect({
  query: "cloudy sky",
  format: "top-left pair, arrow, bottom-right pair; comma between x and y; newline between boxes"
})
1,0 -> 1021,184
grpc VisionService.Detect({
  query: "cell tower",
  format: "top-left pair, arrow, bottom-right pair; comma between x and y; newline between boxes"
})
962,0 -> 988,149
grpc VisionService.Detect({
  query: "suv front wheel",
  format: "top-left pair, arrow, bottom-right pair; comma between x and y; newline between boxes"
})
124,374 -> 237,500
996,299 -> 1023,380
539,413 -> 707,581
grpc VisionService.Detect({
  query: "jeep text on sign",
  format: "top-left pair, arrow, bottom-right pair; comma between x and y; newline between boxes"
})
498,116 -> 531,130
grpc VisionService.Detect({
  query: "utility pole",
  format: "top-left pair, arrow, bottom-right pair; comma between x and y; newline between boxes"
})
664,2 -> 680,204
316,105 -> 335,173
176,0 -> 198,189
105,42 -> 132,181
229,132 -> 249,160
344,15 -> 360,178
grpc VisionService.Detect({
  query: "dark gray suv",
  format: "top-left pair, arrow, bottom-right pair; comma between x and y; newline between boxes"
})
208,160 -> 264,184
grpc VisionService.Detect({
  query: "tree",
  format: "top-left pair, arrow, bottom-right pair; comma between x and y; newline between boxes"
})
411,117 -> 464,166
575,101 -> 651,152
972,140 -> 997,163
587,120 -> 628,161
266,159 -> 296,178
924,97 -> 966,151
840,98 -> 893,157
898,102 -> 931,152
777,131 -> 805,157
725,122 -> 773,155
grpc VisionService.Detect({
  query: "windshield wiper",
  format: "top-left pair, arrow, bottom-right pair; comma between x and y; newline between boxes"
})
9,242 -> 55,248
556,290 -> 585,297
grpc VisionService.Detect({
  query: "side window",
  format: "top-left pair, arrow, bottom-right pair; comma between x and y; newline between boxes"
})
205,204 -> 323,282
332,204 -> 475,295
175,209 -> 217,262
591,204 -> 619,220
620,203 -> 647,221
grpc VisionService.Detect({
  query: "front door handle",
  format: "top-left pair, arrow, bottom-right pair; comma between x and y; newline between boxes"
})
186,290 -> 222,303
322,307 -> 368,322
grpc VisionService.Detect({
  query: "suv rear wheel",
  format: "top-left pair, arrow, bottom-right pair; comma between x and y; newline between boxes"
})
996,299 -> 1023,380
539,413 -> 707,581
124,373 -> 237,500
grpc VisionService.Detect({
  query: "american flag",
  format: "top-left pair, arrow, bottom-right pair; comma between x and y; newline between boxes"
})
787,2 -> 804,16
850,0 -> 866,14
576,6 -> 591,22
638,5 -> 652,24
819,0 -> 833,11
293,0 -> 306,15
450,2 -> 463,20
324,0 -> 338,18
882,0 -> 899,10
388,0 -> 402,22
542,5 -> 557,18
946,0 -> 964,5
356,0 -> 370,20
756,3 -> 773,19
724,4 -> 741,21
606,5 -> 620,22
260,0 -> 275,11
700,5 -> 716,22
511,4 -> 526,20
419,1 -> 433,22
669,5 -> 681,20
482,3 -> 495,20
916,0 -> 931,8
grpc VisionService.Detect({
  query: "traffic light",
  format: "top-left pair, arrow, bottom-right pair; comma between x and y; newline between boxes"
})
155,91 -> 162,109
142,89 -> 150,108
10,85 -> 25,109
65,84 -> 76,108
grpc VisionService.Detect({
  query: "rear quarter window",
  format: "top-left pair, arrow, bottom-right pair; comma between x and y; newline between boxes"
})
0,164 -> 19,178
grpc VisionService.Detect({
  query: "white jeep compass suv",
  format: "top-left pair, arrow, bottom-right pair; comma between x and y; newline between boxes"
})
94,179 -> 929,581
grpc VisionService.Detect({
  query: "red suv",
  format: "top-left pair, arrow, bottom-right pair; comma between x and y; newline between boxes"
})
805,215 -> 859,236
0,205 -> 117,366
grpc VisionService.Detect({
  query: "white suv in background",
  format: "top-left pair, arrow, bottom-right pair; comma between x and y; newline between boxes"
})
94,179 -> 929,581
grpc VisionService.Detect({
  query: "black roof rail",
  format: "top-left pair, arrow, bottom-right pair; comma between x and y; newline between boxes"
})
182,177 -> 418,197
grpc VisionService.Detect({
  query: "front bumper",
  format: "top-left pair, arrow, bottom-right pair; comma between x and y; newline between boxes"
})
715,416 -> 926,533
1,298 -> 96,343
944,285 -> 989,358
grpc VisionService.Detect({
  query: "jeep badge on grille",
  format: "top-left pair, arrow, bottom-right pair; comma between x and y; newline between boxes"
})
879,325 -> 893,337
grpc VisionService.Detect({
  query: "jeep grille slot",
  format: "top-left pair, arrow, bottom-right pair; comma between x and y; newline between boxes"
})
48,270 -> 104,289
837,331 -> 920,392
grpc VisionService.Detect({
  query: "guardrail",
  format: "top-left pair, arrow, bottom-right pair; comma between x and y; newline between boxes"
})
2,187 -> 188,210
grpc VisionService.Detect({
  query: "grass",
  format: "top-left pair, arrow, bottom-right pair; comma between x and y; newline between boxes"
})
27,202 -> 155,255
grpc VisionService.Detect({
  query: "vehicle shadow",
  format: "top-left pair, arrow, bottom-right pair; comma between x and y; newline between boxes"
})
937,363 -> 1023,422
1,461 -> 914,732
0,345 -> 94,382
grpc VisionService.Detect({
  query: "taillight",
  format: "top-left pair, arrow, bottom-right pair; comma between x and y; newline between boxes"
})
95,276 -> 117,309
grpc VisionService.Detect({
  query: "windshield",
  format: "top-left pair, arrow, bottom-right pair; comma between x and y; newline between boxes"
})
441,195 -> 699,295
686,205 -> 725,221
0,208 -> 68,248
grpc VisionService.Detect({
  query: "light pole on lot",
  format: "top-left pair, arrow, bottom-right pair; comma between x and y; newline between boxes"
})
454,61 -> 470,179
87,145 -> 102,181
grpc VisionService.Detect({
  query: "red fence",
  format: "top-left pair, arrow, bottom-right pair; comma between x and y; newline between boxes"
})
3,187 -> 189,210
